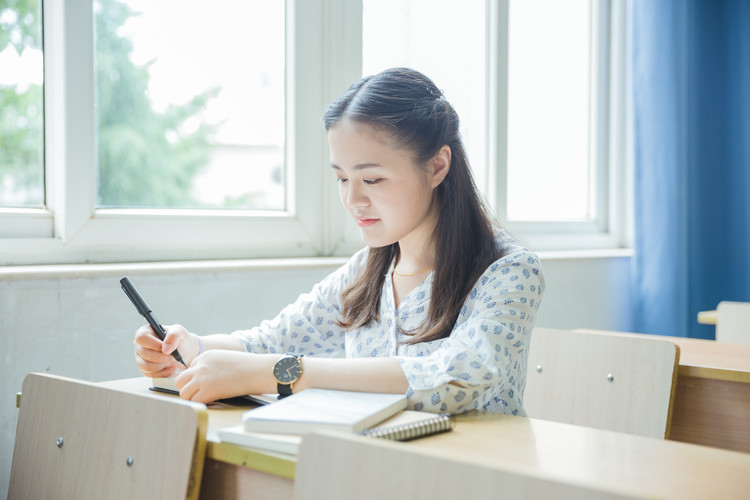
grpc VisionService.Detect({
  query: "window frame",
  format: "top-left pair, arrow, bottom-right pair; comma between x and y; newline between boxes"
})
0,0 -> 628,265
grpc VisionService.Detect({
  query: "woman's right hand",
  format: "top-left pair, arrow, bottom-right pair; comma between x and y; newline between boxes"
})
133,323 -> 201,378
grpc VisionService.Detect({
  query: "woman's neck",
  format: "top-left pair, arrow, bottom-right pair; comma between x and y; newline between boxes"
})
394,202 -> 438,274
395,240 -> 434,275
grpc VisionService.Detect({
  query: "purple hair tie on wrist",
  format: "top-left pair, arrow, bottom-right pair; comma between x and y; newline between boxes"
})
197,336 -> 204,356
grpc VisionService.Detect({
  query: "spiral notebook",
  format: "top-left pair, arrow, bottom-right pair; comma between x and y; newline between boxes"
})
359,411 -> 454,441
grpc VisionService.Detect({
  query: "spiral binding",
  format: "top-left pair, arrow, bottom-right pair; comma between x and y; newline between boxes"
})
360,413 -> 455,441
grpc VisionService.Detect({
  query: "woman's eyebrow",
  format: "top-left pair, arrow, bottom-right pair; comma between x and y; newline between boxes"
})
330,162 -> 384,171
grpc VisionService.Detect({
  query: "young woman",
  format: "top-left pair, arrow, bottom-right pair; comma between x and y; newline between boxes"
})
134,68 -> 544,415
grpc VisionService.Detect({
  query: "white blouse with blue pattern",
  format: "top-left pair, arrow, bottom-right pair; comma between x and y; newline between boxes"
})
232,231 -> 544,416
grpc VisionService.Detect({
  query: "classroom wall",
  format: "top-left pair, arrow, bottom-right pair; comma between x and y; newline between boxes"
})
0,254 -> 632,496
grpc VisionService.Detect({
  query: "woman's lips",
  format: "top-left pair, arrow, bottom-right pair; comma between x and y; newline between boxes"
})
356,217 -> 379,227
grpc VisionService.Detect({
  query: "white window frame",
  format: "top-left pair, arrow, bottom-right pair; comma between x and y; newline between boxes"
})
0,0 -> 627,265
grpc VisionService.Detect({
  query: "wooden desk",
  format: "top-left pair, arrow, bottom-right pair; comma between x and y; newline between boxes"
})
697,309 -> 717,325
576,329 -> 750,453
299,412 -> 750,500
98,377 -> 750,500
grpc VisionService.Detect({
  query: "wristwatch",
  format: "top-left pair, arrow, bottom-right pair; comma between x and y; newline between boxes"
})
273,354 -> 303,398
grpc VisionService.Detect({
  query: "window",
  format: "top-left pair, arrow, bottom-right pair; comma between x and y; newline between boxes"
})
362,0 -> 487,192
0,0 -> 44,208
486,0 -> 626,250
95,0 -> 285,210
1,0 -> 626,265
2,0 -> 328,264
363,0 -> 627,251
506,0 -> 592,221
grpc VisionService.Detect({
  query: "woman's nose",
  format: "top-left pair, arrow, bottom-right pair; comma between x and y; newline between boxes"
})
346,182 -> 369,207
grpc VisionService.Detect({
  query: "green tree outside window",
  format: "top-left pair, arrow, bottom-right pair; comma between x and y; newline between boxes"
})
0,0 -> 215,208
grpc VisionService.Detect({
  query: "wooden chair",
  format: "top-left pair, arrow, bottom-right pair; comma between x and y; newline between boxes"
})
524,328 -> 680,438
716,301 -> 750,344
296,430 -> 647,500
8,373 -> 208,500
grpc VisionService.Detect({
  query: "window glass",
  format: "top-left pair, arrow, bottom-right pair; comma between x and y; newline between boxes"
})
95,0 -> 285,210
506,0 -> 591,221
0,0 -> 44,208
362,0 -> 487,193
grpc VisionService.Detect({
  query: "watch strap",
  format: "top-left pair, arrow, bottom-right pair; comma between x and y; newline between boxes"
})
277,381 -> 293,398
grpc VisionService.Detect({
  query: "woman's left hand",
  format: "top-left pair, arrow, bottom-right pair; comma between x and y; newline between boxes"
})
175,350 -> 273,403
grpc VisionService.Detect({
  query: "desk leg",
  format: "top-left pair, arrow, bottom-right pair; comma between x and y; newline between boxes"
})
200,458 -> 294,500
669,375 -> 750,453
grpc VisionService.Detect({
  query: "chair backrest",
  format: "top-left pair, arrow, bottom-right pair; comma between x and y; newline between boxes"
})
716,301 -> 750,344
8,373 -> 208,500
524,328 -> 680,438
296,431 -> 646,500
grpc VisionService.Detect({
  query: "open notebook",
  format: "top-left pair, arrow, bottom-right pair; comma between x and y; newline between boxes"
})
150,377 -> 278,406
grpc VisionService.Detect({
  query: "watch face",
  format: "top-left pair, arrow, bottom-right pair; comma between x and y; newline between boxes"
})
273,356 -> 302,384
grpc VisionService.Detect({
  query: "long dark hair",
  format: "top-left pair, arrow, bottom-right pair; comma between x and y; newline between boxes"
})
323,68 -> 501,344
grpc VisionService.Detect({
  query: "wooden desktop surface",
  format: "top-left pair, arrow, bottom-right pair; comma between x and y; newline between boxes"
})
99,376 -> 750,500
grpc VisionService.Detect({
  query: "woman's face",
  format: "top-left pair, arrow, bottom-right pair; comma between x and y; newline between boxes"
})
327,119 -> 441,250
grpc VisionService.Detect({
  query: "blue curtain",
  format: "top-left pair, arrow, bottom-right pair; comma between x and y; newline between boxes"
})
630,0 -> 750,339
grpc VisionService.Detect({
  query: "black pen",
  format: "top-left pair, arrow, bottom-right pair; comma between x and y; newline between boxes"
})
120,276 -> 187,368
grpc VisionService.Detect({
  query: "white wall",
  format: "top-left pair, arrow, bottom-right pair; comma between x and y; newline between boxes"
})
0,254 -> 632,496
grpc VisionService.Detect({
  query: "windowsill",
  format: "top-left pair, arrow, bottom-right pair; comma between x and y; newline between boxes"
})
0,248 -> 633,281
0,257 -> 349,281
536,247 -> 634,261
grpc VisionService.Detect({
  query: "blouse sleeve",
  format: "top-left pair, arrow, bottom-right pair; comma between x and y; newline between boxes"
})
395,250 -> 545,415
230,249 -> 369,357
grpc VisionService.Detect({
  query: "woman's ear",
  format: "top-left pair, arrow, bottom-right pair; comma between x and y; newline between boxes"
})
430,145 -> 452,188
